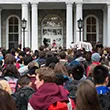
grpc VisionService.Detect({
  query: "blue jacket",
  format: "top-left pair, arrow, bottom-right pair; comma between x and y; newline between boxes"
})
96,86 -> 110,95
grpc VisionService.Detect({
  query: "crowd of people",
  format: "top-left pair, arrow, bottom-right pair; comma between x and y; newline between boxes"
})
0,42 -> 110,110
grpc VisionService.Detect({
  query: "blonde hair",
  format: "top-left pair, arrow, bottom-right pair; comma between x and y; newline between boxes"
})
0,80 -> 12,94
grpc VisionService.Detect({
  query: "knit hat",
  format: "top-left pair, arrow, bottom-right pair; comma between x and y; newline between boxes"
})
91,53 -> 101,62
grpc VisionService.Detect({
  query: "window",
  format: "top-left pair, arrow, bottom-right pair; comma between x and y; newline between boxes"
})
8,16 -> 19,49
85,15 -> 98,45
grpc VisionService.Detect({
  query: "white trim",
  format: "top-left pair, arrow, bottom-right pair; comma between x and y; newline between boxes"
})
6,15 -> 21,49
84,14 -> 99,43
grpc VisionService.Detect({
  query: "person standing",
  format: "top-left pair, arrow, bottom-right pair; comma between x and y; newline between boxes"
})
52,40 -> 57,48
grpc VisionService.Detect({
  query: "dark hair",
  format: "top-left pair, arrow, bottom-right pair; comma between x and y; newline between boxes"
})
46,57 -> 59,66
72,64 -> 84,80
48,63 -> 56,70
19,51 -> 25,57
54,73 -> 68,86
23,56 -> 33,65
10,48 -> 18,56
0,88 -> 16,110
17,75 -> 31,87
4,53 -> 16,65
75,80 -> 101,110
39,45 -> 45,51
59,51 -> 66,59
39,51 -> 46,58
93,65 -> 109,85
54,62 -> 68,76
2,64 -> 20,78
36,67 -> 55,83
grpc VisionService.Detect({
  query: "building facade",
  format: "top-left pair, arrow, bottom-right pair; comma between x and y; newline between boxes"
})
0,0 -> 110,50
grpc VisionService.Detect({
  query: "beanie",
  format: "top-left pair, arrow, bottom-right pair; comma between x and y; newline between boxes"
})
91,53 -> 101,62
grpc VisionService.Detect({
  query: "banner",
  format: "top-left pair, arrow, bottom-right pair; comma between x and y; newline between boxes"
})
70,41 -> 92,51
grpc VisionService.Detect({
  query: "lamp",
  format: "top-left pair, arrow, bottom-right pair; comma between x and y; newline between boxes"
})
77,18 -> 83,41
21,18 -> 27,48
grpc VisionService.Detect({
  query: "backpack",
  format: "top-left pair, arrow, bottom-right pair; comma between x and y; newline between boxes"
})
99,92 -> 110,110
5,76 -> 17,93
48,98 -> 73,110
12,87 -> 35,110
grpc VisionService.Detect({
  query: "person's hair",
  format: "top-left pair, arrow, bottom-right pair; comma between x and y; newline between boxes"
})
0,79 -> 12,94
59,51 -> 66,59
19,51 -> 25,57
71,64 -> 84,80
10,48 -> 18,56
17,75 -> 31,87
54,62 -> 68,76
28,61 -> 39,70
36,67 -> 56,83
2,64 -> 20,78
4,53 -> 16,65
0,88 -> 16,110
75,80 -> 101,110
93,65 -> 109,85
48,62 -> 56,70
39,45 -> 45,51
23,56 -> 33,65
45,56 -> 59,66
39,51 -> 46,58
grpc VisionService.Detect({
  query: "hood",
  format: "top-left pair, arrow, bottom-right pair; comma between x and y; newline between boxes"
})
29,83 -> 69,110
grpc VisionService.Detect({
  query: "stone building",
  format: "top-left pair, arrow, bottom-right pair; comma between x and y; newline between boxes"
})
0,0 -> 110,50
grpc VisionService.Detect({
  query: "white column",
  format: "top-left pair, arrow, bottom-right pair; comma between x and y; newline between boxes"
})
31,3 -> 38,51
28,3 -> 31,48
74,3 -> 83,42
107,4 -> 110,47
103,6 -> 107,47
22,3 -> 29,48
66,2 -> 73,49
0,9 -> 1,47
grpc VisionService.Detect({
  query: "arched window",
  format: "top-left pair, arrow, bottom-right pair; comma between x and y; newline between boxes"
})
42,15 -> 63,47
84,15 -> 99,45
8,16 -> 19,49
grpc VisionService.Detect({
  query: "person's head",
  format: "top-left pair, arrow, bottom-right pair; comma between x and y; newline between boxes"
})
17,75 -> 32,89
35,67 -> 56,89
39,51 -> 46,58
91,52 -> 101,62
19,51 -> 25,58
22,56 -> 33,65
46,51 -> 54,58
2,64 -> 20,78
45,56 -> 59,66
4,53 -> 16,65
71,64 -> 84,80
76,80 -> 101,110
95,43 -> 103,54
59,51 -> 66,59
0,79 -> 12,94
39,45 -> 45,51
48,63 -> 56,70
28,61 -> 39,70
93,65 -> 109,85
0,88 -> 16,110
54,62 -> 68,76
84,51 -> 92,61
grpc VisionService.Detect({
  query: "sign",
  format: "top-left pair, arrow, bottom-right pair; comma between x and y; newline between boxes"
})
70,41 -> 92,51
